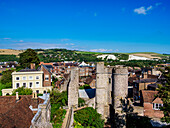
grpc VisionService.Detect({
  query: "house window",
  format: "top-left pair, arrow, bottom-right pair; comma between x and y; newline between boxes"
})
16,77 -> 20,80
45,75 -> 49,81
29,76 -> 33,80
29,82 -> 32,87
36,82 -> 40,87
23,83 -> 26,87
16,83 -> 20,88
36,76 -> 39,79
36,90 -> 39,94
153,103 -> 163,110
22,76 -> 26,80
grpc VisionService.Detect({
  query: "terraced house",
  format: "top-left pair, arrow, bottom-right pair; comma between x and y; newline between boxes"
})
2,64 -> 52,96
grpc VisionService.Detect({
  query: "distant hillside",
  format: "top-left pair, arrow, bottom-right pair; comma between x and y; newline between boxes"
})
128,52 -> 168,59
0,48 -> 169,62
0,49 -> 24,55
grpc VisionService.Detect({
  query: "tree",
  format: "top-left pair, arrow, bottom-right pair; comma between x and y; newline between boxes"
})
19,48 -> 40,69
12,87 -> 33,95
157,67 -> 170,123
0,69 -> 14,87
74,107 -> 104,128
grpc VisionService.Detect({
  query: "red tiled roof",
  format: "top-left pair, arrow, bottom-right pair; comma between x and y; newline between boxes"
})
152,97 -> 163,104
141,90 -> 158,103
39,62 -> 53,66
0,95 -> 44,128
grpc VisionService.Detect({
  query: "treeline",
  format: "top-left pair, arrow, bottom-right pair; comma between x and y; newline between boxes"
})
105,60 -> 170,68
37,48 -> 103,62
0,55 -> 18,62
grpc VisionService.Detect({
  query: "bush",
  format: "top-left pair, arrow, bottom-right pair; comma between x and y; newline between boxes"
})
0,82 -> 12,96
79,84 -> 91,89
78,98 -> 85,107
50,90 -> 67,127
12,87 -> 33,95
74,107 -> 104,128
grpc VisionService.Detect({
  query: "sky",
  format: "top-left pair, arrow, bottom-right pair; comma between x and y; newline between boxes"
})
0,0 -> 170,53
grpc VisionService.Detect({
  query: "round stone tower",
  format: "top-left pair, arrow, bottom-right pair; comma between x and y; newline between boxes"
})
112,65 -> 128,112
95,62 -> 107,118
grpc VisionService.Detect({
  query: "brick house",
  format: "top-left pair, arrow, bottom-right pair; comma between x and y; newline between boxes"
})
132,72 -> 158,100
41,65 -> 52,87
140,90 -> 164,118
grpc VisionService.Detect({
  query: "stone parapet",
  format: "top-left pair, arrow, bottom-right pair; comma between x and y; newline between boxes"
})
30,93 -> 52,128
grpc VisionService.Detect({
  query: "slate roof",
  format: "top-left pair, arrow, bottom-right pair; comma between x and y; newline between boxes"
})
84,77 -> 94,85
135,78 -> 157,83
19,69 -> 38,72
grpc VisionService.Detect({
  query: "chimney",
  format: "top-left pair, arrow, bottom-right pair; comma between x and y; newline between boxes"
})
30,63 -> 35,69
130,72 -> 133,77
143,72 -> 147,79
31,92 -> 38,108
32,92 -> 35,99
148,70 -> 151,75
16,92 -> 19,102
35,92 -> 37,99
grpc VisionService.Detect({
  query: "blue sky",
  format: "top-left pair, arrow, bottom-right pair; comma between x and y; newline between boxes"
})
0,0 -> 169,53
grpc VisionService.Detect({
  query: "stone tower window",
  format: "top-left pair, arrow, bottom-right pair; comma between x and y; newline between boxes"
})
109,78 -> 111,84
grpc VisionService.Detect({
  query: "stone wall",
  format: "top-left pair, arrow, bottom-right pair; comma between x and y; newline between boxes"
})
30,94 -> 52,128
68,67 -> 79,108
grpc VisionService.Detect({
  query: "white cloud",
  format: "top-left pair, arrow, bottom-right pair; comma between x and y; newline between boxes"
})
134,6 -> 153,15
70,43 -> 74,45
61,39 -> 70,42
155,3 -> 162,7
90,49 -> 113,52
8,42 -> 77,50
114,49 -> 119,52
19,40 -> 24,42
3,38 -> 11,39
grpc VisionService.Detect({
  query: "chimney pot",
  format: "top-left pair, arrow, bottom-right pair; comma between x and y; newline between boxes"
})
32,92 -> 35,99
30,63 -> 35,69
16,92 -> 19,101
